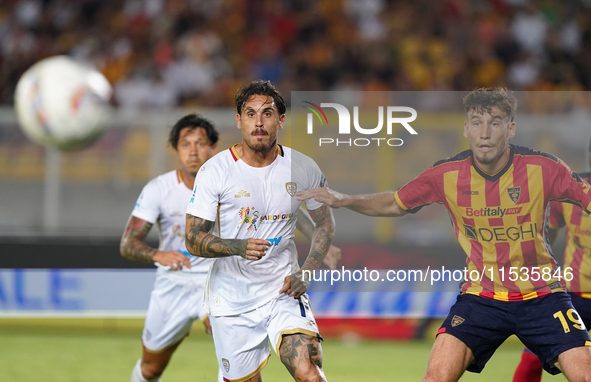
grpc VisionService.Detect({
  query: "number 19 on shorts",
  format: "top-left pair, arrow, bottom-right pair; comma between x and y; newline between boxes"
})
554,308 -> 586,333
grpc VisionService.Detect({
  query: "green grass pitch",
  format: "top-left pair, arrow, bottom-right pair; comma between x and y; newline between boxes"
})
0,318 -> 565,381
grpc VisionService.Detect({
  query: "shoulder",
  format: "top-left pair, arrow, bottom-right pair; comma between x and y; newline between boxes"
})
199,148 -> 236,174
512,144 -> 559,163
431,149 -> 472,171
144,170 -> 177,192
285,146 -> 318,168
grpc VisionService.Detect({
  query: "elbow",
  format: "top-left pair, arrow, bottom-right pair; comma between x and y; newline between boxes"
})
184,236 -> 203,258
119,240 -> 129,259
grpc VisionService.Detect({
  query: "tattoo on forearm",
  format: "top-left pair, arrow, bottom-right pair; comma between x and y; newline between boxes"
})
185,214 -> 249,258
295,207 -> 315,240
120,216 -> 157,263
279,334 -> 324,381
302,205 -> 335,271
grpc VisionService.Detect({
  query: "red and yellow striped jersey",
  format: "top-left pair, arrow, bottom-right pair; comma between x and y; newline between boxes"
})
394,145 -> 591,301
548,172 -> 591,298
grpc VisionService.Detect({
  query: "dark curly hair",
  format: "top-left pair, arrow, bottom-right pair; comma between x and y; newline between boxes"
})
168,114 -> 219,149
235,80 -> 286,116
463,87 -> 517,122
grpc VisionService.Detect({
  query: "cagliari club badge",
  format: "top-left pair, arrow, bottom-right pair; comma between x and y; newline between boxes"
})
286,182 -> 297,197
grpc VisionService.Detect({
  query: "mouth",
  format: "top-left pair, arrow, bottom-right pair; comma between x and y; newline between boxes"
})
252,129 -> 268,138
478,144 -> 493,153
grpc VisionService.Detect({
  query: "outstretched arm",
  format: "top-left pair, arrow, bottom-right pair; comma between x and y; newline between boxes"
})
297,188 -> 408,217
280,204 -> 335,297
120,215 -> 191,270
296,206 -> 342,270
185,214 -> 271,260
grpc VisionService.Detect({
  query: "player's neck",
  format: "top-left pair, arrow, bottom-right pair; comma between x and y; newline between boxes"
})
475,146 -> 511,175
236,141 -> 279,167
178,168 -> 196,190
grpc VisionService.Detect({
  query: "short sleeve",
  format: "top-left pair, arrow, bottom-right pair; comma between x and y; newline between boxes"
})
394,167 -> 442,214
293,153 -> 326,211
549,160 -> 591,214
131,180 -> 162,224
547,201 -> 565,229
186,163 -> 220,221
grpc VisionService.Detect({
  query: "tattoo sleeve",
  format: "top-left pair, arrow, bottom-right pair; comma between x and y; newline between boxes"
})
120,215 -> 157,263
185,214 -> 248,258
301,204 -> 335,272
279,333 -> 324,381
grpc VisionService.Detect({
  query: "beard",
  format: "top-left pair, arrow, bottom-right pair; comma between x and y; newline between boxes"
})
246,130 -> 275,153
474,145 -> 507,167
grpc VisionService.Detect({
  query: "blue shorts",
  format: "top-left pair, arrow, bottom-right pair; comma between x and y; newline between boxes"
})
569,293 -> 591,329
438,292 -> 591,375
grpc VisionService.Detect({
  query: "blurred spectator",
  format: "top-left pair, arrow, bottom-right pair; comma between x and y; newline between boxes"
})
2,0 -> 591,107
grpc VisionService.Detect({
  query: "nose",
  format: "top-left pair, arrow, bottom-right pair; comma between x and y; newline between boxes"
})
480,124 -> 491,139
255,113 -> 264,127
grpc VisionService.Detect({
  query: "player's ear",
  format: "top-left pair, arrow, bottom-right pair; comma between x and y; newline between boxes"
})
212,143 -> 218,153
507,121 -> 516,139
463,120 -> 469,138
236,113 -> 242,130
279,114 -> 285,130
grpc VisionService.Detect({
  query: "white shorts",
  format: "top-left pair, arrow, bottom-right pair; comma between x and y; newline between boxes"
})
210,293 -> 321,382
142,271 -> 208,352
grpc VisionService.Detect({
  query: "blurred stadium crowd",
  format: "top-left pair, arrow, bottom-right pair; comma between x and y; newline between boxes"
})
1,0 -> 590,109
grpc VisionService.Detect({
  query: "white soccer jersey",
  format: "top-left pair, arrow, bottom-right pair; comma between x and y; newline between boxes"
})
186,144 -> 325,316
132,169 -> 211,275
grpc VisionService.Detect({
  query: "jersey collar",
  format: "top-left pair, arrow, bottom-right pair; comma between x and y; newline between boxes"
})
229,144 -> 284,162
471,144 -> 514,182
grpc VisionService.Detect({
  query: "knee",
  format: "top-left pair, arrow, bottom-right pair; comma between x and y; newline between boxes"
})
296,365 -> 326,382
141,360 -> 165,380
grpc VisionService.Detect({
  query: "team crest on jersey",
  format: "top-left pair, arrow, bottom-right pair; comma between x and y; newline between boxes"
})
286,182 -> 297,197
507,187 -> 521,204
451,315 -> 465,327
222,358 -> 230,372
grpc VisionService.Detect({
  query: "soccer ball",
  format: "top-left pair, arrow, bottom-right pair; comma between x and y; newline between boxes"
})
14,55 -> 113,151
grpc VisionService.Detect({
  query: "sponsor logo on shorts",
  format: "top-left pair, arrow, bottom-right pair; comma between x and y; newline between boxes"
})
306,320 -> 316,327
286,182 -> 297,197
144,330 -> 151,340
451,315 -> 465,327
507,187 -> 521,204
222,358 -> 230,372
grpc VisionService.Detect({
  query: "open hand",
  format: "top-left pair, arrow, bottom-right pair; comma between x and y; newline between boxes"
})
296,187 -> 345,208
153,250 -> 192,270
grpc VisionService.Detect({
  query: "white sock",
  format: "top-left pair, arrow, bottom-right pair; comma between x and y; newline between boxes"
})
130,359 -> 161,382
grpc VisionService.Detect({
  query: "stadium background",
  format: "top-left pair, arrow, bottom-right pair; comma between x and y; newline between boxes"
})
1,0 -> 591,381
